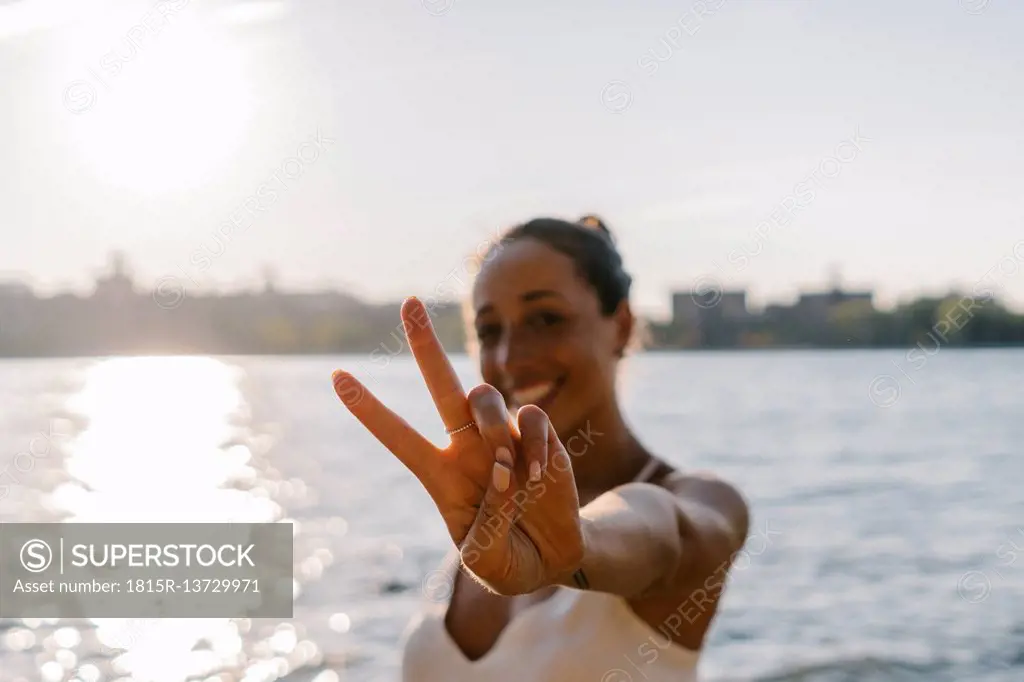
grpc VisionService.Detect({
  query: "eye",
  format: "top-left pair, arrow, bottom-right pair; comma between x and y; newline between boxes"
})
476,323 -> 501,345
528,311 -> 565,329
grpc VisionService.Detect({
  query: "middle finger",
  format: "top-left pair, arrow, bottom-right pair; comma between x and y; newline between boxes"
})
402,296 -> 475,433
467,383 -> 517,469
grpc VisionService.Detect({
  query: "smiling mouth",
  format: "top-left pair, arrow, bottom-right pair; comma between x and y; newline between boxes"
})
510,377 -> 566,411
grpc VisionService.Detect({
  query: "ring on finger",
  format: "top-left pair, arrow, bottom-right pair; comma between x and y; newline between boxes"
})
445,420 -> 478,435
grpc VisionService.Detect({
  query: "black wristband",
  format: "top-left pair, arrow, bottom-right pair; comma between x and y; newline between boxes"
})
571,568 -> 590,590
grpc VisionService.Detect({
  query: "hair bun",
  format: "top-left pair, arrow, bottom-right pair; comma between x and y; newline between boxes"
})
578,214 -> 613,239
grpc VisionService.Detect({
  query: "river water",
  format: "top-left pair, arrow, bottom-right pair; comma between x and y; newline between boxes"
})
1,350 -> 1021,681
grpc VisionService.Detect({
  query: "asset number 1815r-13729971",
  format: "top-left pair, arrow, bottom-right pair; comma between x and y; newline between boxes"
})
125,579 -> 260,593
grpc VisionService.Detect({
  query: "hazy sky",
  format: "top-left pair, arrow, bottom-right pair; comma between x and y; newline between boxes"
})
2,0 -> 1023,317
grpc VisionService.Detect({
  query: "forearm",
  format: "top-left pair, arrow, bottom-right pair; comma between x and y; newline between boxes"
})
557,482 -> 689,598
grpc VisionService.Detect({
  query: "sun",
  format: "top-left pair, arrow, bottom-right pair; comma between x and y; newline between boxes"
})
66,11 -> 254,193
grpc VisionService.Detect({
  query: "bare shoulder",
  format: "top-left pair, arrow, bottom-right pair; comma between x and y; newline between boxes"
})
660,468 -> 751,550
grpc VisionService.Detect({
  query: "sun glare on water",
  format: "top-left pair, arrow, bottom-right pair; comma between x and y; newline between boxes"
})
55,356 -> 272,521
63,7 -> 254,193
49,356 -> 285,681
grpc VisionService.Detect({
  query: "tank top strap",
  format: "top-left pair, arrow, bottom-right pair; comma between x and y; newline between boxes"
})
633,457 -> 661,484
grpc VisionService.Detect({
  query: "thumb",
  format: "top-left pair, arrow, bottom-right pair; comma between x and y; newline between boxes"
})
460,447 -> 517,581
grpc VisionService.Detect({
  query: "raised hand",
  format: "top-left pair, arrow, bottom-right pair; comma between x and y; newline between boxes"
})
331,297 -> 584,595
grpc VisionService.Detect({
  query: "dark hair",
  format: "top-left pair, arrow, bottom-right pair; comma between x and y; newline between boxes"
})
481,215 -> 632,315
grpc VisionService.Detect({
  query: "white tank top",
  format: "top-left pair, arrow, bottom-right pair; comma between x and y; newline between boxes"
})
399,459 -> 701,682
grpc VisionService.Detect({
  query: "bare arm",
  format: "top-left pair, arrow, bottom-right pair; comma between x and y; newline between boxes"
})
557,473 -> 750,598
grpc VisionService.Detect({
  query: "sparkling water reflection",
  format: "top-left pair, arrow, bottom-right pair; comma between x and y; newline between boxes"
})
1,357 -> 328,682
56,357 -> 270,522
61,359 -> 275,682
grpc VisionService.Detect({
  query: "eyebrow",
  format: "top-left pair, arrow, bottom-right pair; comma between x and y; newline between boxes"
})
475,289 -> 564,320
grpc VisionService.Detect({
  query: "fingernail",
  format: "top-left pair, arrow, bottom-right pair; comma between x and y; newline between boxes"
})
493,462 -> 510,492
331,371 -> 363,406
495,446 -> 514,467
529,461 -> 541,482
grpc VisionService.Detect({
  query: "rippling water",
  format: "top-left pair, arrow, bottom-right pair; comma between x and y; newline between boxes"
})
1,350 -> 1022,682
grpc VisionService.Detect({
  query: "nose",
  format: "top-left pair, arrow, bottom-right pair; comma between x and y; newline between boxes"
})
495,326 -> 537,382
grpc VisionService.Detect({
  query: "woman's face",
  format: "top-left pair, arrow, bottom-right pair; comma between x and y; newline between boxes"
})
470,238 -> 630,435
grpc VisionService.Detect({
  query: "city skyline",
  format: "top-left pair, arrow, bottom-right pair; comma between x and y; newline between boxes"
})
3,250 -> 1023,319
4,250 -> 1022,359
2,0 -> 1024,318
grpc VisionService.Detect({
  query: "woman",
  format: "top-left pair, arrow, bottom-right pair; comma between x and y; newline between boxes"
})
331,216 -> 750,681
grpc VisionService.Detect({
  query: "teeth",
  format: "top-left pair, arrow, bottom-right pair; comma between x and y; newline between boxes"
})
512,383 -> 555,406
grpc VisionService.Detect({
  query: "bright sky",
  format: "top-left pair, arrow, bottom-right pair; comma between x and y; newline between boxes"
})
1,0 -> 1022,317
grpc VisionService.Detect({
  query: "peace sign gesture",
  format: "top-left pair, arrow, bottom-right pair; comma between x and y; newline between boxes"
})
332,297 -> 584,595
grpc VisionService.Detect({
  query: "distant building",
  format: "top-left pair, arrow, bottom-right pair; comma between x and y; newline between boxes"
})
92,252 -> 137,302
763,303 -> 789,323
671,291 -> 701,328
793,288 -> 873,326
0,281 -> 32,297
671,289 -> 750,328
0,280 -> 34,345
718,291 -> 750,320
669,288 -> 752,348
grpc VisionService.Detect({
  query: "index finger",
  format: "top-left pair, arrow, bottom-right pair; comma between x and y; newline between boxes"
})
402,296 -> 475,432
332,370 -> 437,482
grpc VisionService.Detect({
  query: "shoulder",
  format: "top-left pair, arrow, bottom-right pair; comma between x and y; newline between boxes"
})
660,468 -> 751,553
